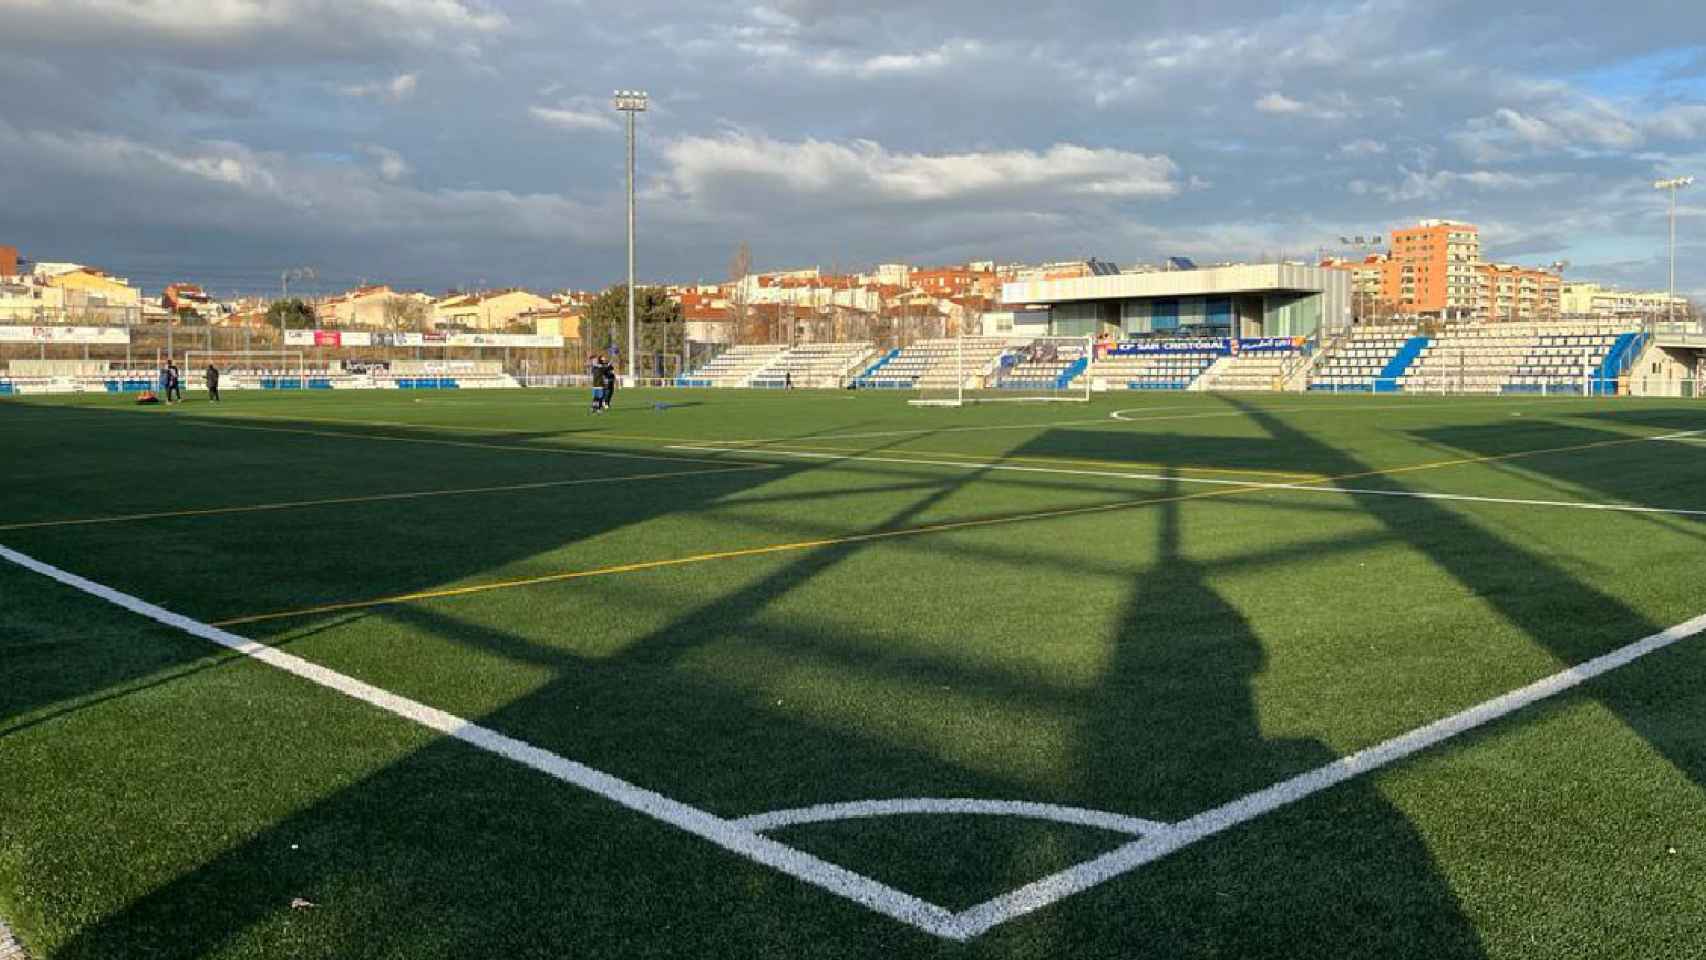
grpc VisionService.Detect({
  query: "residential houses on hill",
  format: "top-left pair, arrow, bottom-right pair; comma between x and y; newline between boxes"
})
1,221 -> 1695,342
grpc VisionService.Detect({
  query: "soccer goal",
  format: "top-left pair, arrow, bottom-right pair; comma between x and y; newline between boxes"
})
183,350 -> 308,391
909,334 -> 1092,406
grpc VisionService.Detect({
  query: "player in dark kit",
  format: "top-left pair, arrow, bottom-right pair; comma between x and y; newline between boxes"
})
588,353 -> 605,413
205,364 -> 221,402
597,355 -> 617,410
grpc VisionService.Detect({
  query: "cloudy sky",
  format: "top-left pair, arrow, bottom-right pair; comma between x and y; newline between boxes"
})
1,0 -> 1703,297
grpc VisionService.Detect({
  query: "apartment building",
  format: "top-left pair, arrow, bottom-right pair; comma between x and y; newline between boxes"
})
1560,282 -> 1688,319
1383,220 -> 1482,320
1478,263 -> 1561,322
432,289 -> 555,330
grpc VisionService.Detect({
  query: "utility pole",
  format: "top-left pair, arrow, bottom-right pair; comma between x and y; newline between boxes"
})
614,90 -> 648,383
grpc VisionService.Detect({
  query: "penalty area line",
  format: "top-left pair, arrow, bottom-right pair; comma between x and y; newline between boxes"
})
0,544 -> 967,941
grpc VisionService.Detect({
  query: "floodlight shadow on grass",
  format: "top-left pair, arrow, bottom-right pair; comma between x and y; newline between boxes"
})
1221,395 -> 1706,803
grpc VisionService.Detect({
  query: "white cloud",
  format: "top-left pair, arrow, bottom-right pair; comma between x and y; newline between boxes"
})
1255,90 -> 1355,121
809,39 -> 986,78
341,72 -> 418,103
656,134 -> 1181,211
0,0 -> 506,60
0,116 -> 608,248
1339,139 -> 1387,157
1454,98 -> 1654,160
361,145 -> 412,182
1373,167 -> 1568,202
1255,92 -> 1306,115
530,100 -> 621,133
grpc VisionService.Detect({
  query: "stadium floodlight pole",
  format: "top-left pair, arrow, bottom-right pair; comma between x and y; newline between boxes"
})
614,89 -> 648,384
1654,176 -> 1694,329
280,267 -> 315,384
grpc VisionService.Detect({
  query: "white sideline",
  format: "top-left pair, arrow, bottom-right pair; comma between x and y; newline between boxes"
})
0,545 -> 965,941
733,798 -> 1169,837
8,542 -> 1706,942
669,446 -> 1706,519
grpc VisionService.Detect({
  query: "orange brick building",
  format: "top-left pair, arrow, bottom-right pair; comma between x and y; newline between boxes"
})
1478,263 -> 1561,322
0,246 -> 17,278
1384,220 -> 1482,320
1325,221 -> 1561,322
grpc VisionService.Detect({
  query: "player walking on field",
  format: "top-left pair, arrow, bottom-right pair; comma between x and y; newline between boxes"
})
597,354 -> 618,411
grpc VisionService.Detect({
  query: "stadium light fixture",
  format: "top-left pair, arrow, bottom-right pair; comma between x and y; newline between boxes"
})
614,90 -> 648,383
1654,176 -> 1694,327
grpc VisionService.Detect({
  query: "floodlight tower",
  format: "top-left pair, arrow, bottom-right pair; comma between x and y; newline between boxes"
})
279,266 -> 316,343
1654,176 -> 1694,327
614,89 -> 648,383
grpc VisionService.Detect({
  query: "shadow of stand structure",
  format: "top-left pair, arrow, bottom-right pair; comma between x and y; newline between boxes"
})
40,421 -> 1123,955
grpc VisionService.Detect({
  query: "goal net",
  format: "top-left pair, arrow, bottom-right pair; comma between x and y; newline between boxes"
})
908,335 -> 1093,407
183,350 -> 308,390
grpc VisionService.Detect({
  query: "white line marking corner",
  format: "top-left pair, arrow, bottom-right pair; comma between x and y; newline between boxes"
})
5,543 -> 1704,942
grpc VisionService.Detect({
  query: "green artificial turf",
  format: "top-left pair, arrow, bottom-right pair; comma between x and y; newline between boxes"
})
2,387 -> 1705,959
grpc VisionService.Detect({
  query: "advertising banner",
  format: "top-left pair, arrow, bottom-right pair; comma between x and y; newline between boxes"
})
1109,338 -> 1226,355
288,330 -> 564,349
448,333 -> 564,348
1110,336 -> 1306,357
0,325 -> 131,345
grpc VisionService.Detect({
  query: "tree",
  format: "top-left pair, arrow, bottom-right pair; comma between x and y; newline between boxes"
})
382,295 -> 431,332
728,240 -> 752,345
266,298 -> 315,330
580,285 -> 684,374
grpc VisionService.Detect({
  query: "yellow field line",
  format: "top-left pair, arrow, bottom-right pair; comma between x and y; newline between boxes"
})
208,483 -> 1263,627
0,465 -> 777,533
194,409 -> 702,445
186,420 -> 742,467
207,426 -> 1689,628
1327,430 -> 1677,482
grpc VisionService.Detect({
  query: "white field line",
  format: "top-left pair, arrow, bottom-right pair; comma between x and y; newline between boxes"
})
733,799 -> 1168,836
11,543 -> 1706,941
670,447 -> 1706,519
1649,429 -> 1706,442
949,610 -> 1706,938
686,398 -> 1550,447
0,545 -> 965,941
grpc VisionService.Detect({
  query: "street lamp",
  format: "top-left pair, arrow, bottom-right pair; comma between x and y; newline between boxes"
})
613,89 -> 648,384
1654,176 -> 1694,328
1329,234 -> 1384,324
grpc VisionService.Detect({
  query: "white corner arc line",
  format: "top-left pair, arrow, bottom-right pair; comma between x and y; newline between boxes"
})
669,446 -> 1706,519
946,609 -> 1706,938
0,544 -> 967,941
733,798 -> 1170,837
10,542 -> 1706,942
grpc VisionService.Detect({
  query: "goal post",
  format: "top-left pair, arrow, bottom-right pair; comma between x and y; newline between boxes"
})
183,350 -> 308,391
977,335 -> 1092,403
907,333 -> 971,407
906,334 -> 1093,407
